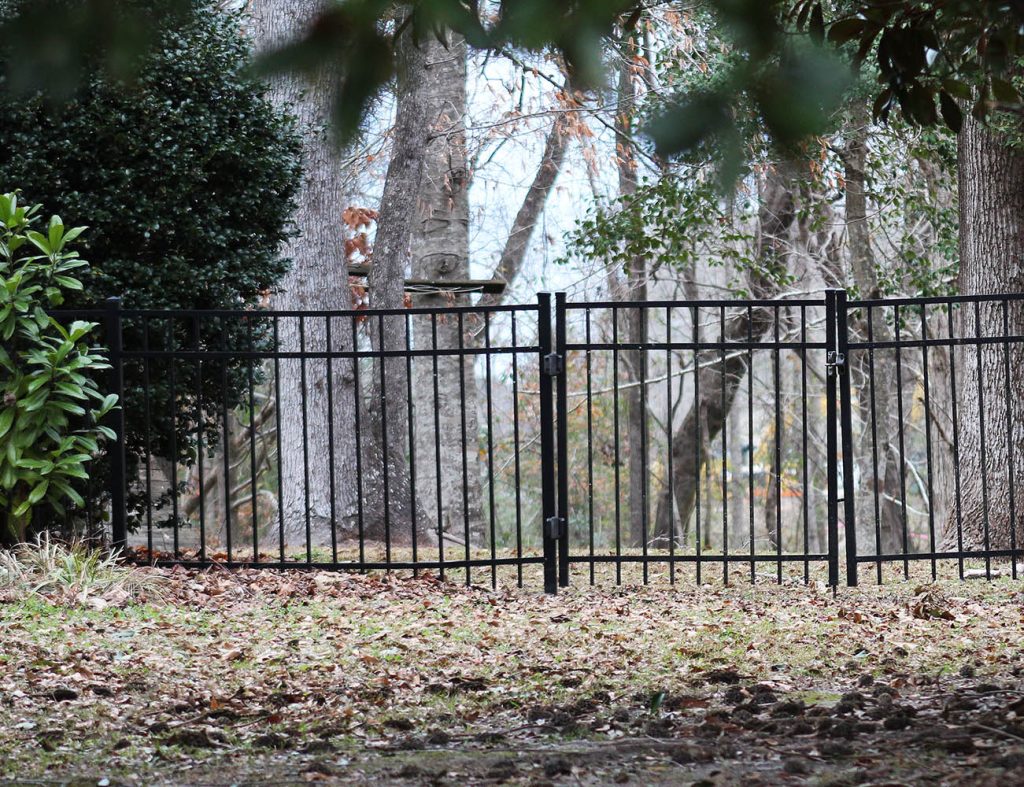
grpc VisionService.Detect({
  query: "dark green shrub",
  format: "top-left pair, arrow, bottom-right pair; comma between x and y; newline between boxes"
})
0,0 -> 302,530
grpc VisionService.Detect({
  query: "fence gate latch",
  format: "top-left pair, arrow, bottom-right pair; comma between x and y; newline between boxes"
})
543,352 -> 564,376
545,516 -> 566,540
826,350 -> 845,375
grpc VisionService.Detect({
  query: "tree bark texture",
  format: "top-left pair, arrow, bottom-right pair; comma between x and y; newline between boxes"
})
944,114 -> 1024,551
615,38 -> 650,549
361,22 -> 433,543
246,0 -> 359,548
406,32 -> 486,545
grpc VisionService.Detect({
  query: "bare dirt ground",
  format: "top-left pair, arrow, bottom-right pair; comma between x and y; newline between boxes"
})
2,564 -> 1024,785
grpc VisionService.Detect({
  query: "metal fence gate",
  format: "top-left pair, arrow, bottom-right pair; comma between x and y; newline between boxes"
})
53,289 -> 1024,592
543,292 -> 841,591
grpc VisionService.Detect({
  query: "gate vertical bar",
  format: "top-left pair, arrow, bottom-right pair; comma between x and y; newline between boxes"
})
836,290 -> 859,586
555,292 -> 570,587
538,293 -> 558,594
824,290 -> 839,587
104,297 -> 128,552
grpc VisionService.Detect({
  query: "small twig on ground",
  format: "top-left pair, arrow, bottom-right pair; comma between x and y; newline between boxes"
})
968,723 -> 1024,743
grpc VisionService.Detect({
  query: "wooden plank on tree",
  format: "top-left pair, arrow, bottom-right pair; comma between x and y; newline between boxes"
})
348,266 -> 507,295
404,279 -> 507,294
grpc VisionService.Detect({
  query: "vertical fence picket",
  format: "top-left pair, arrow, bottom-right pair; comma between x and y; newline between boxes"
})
836,290 -> 858,586
104,298 -> 128,553
825,290 -> 840,588
538,293 -> 558,594
555,292 -> 569,588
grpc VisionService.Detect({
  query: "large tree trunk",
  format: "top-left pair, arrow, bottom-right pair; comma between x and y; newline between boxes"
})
944,114 -> 1024,551
247,0 -> 358,549
842,109 -> 904,555
408,32 -> 486,545
362,21 -> 430,543
659,160 -> 798,544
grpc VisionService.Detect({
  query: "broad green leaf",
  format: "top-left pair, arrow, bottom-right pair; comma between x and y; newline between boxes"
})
27,480 -> 49,505
939,91 -> 963,132
48,215 -> 64,249
25,230 -> 51,255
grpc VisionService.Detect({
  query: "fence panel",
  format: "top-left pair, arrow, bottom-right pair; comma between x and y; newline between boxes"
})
48,288 -> 1024,591
556,295 -> 836,585
841,293 -> 1024,583
105,300 -> 548,587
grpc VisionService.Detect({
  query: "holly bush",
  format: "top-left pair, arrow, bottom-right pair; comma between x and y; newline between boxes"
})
0,0 -> 302,528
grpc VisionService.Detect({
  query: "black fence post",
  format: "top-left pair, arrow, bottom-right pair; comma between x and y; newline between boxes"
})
104,297 -> 128,554
555,292 -> 570,587
538,293 -> 558,594
825,290 -> 840,587
836,290 -> 859,586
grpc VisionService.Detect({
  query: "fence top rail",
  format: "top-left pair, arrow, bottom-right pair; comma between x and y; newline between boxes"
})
52,303 -> 539,320
120,345 -> 541,360
847,334 -> 1024,351
53,292 -> 1024,321
564,297 -> 827,310
848,292 -> 1024,308
565,340 -> 828,351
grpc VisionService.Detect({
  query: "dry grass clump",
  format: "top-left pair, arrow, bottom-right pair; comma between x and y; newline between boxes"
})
0,534 -> 164,607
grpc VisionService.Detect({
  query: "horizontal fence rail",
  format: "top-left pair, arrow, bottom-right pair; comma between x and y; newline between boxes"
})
37,289 -> 1024,590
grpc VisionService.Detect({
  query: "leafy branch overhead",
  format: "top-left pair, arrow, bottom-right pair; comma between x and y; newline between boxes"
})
560,176 -> 760,284
793,0 -> 1024,132
3,0 -> 1022,156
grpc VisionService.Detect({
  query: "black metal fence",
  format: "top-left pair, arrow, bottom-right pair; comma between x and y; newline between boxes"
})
49,290 -> 1024,591
97,298 -> 552,588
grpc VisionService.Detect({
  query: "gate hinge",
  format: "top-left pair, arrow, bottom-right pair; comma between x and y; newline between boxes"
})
826,351 -> 846,375
544,516 -> 566,540
543,352 -> 564,376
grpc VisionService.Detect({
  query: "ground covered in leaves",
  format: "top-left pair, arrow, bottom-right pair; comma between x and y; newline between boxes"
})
2,566 -> 1024,785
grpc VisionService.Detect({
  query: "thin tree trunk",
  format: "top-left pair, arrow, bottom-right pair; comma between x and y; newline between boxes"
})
944,112 -> 1024,551
805,382 -> 825,554
362,21 -> 431,543
728,395 -> 749,550
663,160 -> 798,542
614,34 -> 650,549
925,313 -> 955,545
915,157 -> 956,543
841,107 -> 903,555
247,0 -> 358,548
482,103 -> 571,308
764,337 -> 783,552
